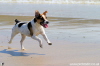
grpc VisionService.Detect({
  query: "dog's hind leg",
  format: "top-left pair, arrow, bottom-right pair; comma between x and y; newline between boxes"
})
20,34 -> 26,50
8,30 -> 18,44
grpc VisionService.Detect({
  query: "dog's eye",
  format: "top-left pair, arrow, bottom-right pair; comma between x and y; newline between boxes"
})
37,16 -> 41,19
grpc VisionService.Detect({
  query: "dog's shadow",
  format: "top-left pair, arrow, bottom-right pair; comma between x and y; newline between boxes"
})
0,49 -> 45,56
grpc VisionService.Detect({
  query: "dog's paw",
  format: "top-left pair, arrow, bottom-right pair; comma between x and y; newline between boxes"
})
40,44 -> 43,48
21,47 -> 26,50
48,43 -> 52,45
21,49 -> 26,51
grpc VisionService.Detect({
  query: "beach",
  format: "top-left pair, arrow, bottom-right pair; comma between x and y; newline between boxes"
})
0,3 -> 100,66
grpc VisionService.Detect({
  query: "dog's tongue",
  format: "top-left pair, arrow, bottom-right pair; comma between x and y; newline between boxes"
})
43,24 -> 48,28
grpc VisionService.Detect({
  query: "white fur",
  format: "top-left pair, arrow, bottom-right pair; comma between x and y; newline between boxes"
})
9,19 -> 52,50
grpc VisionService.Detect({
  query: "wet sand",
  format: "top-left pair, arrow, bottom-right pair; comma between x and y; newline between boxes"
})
0,40 -> 100,66
0,15 -> 100,66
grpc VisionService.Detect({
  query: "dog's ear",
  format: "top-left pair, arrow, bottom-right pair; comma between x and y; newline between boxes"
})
43,11 -> 48,15
35,10 -> 40,18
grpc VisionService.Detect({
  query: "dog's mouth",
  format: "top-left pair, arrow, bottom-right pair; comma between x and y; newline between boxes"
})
43,24 -> 48,28
40,22 -> 49,28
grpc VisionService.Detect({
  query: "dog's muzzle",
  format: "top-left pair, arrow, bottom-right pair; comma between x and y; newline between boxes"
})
40,21 -> 49,28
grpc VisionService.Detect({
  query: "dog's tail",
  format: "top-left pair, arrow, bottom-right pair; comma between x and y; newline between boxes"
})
15,19 -> 20,24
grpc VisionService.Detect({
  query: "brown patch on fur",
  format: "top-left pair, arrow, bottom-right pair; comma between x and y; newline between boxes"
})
43,11 -> 48,15
35,10 -> 40,18
36,19 -> 43,24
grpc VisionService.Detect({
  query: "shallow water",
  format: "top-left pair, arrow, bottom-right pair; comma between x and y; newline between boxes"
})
1,3 -> 100,19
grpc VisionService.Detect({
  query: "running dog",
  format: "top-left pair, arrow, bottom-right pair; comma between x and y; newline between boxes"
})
9,10 -> 52,50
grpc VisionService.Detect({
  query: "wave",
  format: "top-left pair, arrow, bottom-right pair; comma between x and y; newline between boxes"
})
0,0 -> 100,4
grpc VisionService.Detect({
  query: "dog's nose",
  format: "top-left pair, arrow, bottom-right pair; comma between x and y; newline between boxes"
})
46,21 -> 49,24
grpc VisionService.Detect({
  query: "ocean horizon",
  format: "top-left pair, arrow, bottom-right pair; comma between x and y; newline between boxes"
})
0,0 -> 100,4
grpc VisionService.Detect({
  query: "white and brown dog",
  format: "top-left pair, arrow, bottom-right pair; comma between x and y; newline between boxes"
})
9,10 -> 52,50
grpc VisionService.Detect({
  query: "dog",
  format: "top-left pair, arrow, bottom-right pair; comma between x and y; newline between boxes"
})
8,10 -> 52,50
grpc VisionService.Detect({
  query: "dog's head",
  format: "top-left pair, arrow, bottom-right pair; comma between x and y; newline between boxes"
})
34,10 -> 49,28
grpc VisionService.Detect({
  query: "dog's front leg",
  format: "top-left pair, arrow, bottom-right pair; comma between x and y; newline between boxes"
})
41,33 -> 52,45
31,35 -> 42,48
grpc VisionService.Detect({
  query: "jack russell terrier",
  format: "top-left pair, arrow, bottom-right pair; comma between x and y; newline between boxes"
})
9,10 -> 52,50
